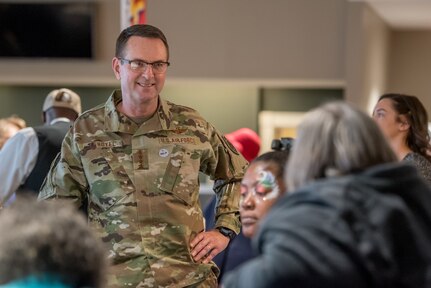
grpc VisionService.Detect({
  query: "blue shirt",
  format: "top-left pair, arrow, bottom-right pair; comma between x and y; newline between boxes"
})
0,275 -> 72,288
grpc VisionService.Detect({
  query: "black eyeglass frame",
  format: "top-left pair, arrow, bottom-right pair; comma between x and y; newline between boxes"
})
117,57 -> 170,74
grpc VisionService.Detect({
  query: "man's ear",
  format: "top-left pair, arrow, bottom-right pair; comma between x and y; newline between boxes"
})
112,57 -> 121,80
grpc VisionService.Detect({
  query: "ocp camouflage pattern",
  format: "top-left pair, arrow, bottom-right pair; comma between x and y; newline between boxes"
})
39,90 -> 248,287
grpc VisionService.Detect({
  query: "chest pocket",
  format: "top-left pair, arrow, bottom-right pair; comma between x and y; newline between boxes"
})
92,150 -> 135,211
159,144 -> 200,206
80,143 -> 135,212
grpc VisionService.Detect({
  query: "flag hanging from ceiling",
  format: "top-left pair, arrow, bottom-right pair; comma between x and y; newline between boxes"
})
121,0 -> 146,29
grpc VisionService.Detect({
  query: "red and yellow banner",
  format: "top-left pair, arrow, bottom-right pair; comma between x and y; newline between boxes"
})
121,0 -> 146,29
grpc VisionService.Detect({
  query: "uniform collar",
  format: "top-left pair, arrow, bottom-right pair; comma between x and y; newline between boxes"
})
104,89 -> 178,134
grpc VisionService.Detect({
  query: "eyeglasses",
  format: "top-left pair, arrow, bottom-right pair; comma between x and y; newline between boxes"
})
118,58 -> 170,74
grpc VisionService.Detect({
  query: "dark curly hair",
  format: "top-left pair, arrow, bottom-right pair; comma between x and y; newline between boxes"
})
379,93 -> 431,161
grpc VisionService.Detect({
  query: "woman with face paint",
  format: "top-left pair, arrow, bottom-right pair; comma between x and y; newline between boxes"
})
204,135 -> 289,282
213,150 -> 290,284
240,151 -> 290,238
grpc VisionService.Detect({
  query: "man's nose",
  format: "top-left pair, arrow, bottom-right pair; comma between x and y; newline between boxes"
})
141,64 -> 155,77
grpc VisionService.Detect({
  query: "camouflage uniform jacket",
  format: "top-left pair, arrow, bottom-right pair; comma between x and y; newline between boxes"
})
39,90 -> 248,287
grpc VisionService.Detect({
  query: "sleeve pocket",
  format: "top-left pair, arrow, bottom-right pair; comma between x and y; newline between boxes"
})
160,145 -> 185,192
159,145 -> 200,206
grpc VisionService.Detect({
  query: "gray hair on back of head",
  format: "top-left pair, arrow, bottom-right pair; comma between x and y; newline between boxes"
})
286,101 -> 397,191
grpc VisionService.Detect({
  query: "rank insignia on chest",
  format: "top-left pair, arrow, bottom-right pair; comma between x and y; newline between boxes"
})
173,127 -> 187,134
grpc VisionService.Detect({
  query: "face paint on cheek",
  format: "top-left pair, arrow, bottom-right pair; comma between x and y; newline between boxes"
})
257,170 -> 280,201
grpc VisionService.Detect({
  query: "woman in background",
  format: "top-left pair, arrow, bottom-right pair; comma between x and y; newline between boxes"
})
373,93 -> 431,183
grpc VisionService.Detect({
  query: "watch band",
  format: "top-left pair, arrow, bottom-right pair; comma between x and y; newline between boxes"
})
216,226 -> 236,240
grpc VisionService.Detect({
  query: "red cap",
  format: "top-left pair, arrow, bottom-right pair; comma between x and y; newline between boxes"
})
225,128 -> 261,162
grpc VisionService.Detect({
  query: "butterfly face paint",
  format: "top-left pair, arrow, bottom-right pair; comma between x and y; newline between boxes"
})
240,168 -> 280,205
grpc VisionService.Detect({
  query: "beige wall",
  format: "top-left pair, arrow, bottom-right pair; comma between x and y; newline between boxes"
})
1,0 -> 430,128
147,0 -> 346,80
345,3 -> 431,115
0,0 -> 347,86
0,0 -> 347,131
345,2 -> 390,113
162,82 -> 260,134
387,31 -> 431,112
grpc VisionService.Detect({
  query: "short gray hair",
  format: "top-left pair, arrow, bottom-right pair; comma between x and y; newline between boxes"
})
0,198 -> 108,287
287,101 -> 397,191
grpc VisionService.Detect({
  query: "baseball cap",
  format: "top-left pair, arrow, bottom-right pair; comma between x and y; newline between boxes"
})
42,88 -> 82,114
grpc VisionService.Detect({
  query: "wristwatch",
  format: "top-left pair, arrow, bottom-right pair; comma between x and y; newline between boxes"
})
216,226 -> 236,241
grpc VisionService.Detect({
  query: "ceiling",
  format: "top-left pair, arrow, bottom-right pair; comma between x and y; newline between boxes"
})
363,0 -> 431,29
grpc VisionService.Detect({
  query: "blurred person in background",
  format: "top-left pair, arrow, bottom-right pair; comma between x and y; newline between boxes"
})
0,197 -> 107,288
223,101 -> 431,288
373,93 -> 431,183
0,88 -> 81,207
0,115 -> 26,149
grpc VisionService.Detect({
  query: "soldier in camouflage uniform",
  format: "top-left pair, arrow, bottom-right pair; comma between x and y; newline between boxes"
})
38,24 -> 248,287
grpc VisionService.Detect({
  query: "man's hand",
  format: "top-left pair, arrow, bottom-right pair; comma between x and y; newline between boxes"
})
190,229 -> 230,264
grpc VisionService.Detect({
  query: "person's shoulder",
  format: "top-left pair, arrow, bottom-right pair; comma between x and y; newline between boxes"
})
17,127 -> 36,136
404,152 -> 431,183
74,103 -> 105,123
165,100 -> 200,113
66,103 -> 106,136
82,102 -> 106,117
8,127 -> 37,143
164,100 -> 207,123
403,152 -> 431,169
0,127 -> 36,152
405,152 -> 431,165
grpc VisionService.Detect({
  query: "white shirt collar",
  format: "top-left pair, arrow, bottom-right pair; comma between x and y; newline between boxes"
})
49,117 -> 71,125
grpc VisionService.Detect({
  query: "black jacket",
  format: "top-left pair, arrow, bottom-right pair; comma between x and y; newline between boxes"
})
223,163 -> 431,288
